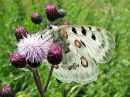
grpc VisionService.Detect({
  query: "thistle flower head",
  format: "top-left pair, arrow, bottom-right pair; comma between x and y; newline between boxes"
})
15,26 -> 28,41
10,52 -> 26,68
31,12 -> 42,24
17,33 -> 53,67
47,44 -> 63,65
0,85 -> 15,97
45,3 -> 58,21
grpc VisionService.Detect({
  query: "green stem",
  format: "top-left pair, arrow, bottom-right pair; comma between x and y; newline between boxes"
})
62,87 -> 67,97
44,65 -> 54,92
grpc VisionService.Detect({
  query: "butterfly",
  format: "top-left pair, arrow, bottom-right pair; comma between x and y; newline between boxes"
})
41,25 -> 115,84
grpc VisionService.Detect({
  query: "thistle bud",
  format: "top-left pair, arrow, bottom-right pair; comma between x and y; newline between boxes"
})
58,9 -> 66,18
15,26 -> 28,41
47,45 -> 63,65
0,85 -> 15,97
45,3 -> 58,21
10,52 -> 26,68
31,12 -> 42,24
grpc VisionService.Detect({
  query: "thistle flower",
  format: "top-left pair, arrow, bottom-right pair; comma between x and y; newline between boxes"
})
0,85 -> 15,97
15,26 -> 28,41
10,52 -> 26,68
31,12 -> 42,24
17,33 -> 53,67
47,44 -> 63,65
45,3 -> 58,21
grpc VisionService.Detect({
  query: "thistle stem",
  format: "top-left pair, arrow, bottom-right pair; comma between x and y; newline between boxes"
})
32,68 -> 44,97
26,65 -> 32,71
44,65 -> 54,92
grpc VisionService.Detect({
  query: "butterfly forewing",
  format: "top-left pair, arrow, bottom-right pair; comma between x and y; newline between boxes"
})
63,25 -> 115,63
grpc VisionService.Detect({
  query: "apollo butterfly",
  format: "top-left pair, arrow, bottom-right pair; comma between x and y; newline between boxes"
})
40,25 -> 115,84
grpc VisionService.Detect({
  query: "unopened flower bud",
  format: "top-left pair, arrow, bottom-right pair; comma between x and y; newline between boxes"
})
45,3 -> 58,21
15,26 -> 28,41
0,85 -> 15,97
47,45 -> 63,65
58,9 -> 66,18
31,12 -> 42,24
10,53 -> 26,68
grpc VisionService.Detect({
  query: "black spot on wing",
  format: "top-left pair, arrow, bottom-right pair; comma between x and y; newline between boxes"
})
91,34 -> 96,40
80,41 -> 86,47
72,27 -> 77,34
68,65 -> 73,70
88,27 -> 92,30
81,26 -> 86,35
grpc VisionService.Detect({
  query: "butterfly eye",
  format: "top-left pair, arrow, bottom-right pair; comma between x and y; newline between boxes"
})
49,26 -> 52,30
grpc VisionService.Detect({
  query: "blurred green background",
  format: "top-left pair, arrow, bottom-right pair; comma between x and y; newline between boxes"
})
0,0 -> 130,97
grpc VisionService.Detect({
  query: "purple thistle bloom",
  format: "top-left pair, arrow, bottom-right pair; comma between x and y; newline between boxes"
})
17,33 -> 53,67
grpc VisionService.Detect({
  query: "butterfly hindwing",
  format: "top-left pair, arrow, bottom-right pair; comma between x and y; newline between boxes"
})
52,45 -> 98,84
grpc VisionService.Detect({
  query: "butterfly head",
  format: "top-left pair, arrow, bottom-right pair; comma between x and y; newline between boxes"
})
48,25 -> 59,32
47,25 -> 67,47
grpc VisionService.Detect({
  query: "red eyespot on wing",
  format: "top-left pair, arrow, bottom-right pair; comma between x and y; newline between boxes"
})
74,39 -> 81,48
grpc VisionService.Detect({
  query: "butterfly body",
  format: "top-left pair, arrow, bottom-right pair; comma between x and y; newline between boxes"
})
43,25 -> 115,84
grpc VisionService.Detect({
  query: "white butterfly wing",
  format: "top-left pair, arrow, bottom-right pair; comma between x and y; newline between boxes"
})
45,25 -> 115,84
52,44 -> 98,84
64,25 -> 115,63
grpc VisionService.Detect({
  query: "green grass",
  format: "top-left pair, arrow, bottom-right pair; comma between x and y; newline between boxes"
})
0,0 -> 130,97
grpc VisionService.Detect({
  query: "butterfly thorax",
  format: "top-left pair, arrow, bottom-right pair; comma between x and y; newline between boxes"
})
49,25 -> 70,53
